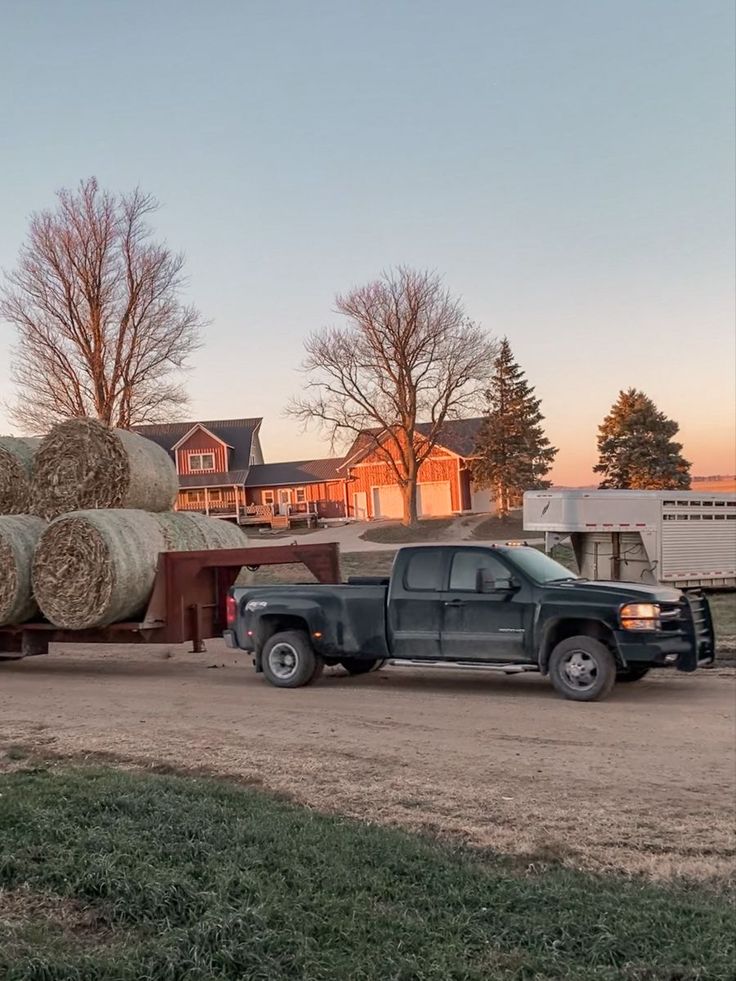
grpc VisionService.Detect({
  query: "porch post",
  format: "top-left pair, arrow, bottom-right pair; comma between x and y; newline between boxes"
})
204,487 -> 210,516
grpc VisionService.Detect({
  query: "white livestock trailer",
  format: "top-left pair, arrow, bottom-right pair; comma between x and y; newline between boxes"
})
523,490 -> 736,588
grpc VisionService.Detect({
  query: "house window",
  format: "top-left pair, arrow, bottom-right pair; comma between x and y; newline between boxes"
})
263,490 -> 275,505
295,488 -> 307,503
209,489 -> 222,502
189,453 -> 215,472
188,490 -> 205,503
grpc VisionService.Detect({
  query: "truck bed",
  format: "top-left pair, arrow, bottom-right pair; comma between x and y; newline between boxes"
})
232,583 -> 390,658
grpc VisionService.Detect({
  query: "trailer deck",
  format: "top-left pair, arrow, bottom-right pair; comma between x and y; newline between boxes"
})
0,543 -> 340,657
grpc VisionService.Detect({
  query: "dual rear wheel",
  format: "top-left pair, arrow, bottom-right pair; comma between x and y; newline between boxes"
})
261,631 -> 382,688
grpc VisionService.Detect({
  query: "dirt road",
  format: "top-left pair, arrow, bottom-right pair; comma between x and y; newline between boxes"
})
1,643 -> 734,881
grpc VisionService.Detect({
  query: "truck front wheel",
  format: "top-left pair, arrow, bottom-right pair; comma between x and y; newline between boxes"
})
262,631 -> 322,688
548,636 -> 617,702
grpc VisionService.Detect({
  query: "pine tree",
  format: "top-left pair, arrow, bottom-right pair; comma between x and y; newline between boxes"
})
472,338 -> 557,515
594,389 -> 691,489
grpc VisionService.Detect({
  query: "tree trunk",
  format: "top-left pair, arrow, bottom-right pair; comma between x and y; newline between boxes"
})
402,479 -> 419,526
496,481 -> 508,517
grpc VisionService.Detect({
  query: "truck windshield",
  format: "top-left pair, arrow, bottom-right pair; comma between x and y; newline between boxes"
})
506,548 -> 579,583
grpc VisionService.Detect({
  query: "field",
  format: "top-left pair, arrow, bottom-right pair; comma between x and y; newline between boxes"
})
1,765 -> 733,981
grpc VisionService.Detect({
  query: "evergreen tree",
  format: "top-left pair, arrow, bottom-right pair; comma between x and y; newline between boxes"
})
594,389 -> 691,489
472,338 -> 557,515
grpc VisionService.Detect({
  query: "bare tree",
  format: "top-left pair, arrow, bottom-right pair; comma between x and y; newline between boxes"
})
1,177 -> 203,431
291,267 -> 495,524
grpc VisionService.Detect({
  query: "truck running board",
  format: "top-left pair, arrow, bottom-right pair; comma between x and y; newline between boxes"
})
387,659 -> 539,675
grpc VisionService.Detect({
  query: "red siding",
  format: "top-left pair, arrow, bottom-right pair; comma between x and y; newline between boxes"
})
347,449 -> 462,518
176,430 -> 229,475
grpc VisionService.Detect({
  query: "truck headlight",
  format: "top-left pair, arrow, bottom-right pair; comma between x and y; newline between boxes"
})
620,603 -> 660,631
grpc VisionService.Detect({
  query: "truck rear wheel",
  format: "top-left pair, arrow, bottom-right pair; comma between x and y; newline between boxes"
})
339,658 -> 381,675
262,631 -> 322,688
548,636 -> 617,702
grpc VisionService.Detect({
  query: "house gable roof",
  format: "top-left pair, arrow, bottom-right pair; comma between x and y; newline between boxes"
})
246,458 -> 344,488
170,423 -> 234,451
133,418 -> 262,472
340,417 -> 484,468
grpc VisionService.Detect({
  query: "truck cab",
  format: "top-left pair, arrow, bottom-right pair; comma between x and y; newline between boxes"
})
225,545 -> 715,701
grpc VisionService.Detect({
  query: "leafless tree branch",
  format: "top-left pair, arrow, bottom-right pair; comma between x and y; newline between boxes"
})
290,266 -> 496,524
1,177 -> 204,431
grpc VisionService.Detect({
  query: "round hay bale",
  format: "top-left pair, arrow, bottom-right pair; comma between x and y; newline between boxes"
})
156,512 -> 246,551
32,510 -> 247,630
0,437 -> 41,515
31,419 -> 178,519
0,515 -> 46,624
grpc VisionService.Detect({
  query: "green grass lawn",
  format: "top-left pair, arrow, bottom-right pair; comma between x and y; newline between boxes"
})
359,517 -> 456,544
709,593 -> 736,639
470,513 -> 526,541
0,766 -> 733,981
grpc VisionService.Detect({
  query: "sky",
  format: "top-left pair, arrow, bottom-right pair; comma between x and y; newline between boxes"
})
0,0 -> 734,485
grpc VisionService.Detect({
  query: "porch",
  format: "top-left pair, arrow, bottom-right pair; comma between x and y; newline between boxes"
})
176,491 -> 319,529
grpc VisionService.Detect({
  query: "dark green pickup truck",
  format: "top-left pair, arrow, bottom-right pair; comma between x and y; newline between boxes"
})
224,544 -> 715,701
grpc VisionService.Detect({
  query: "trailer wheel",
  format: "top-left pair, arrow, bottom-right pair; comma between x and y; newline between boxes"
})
616,665 -> 651,683
261,631 -> 322,688
339,658 -> 381,675
548,636 -> 617,702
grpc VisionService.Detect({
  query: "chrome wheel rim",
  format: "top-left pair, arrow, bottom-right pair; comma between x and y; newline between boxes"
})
269,643 -> 299,680
561,650 -> 598,691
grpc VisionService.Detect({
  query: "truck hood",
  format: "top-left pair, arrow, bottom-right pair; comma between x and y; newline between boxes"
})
552,579 -> 682,604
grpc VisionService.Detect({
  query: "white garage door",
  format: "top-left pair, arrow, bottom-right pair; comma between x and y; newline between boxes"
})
471,484 -> 494,514
372,485 -> 403,519
417,481 -> 453,517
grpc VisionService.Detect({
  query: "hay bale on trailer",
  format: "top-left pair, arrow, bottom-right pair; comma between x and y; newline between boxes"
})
0,515 -> 46,624
31,419 -> 178,519
156,511 -> 246,551
32,509 -> 246,630
0,437 -> 41,514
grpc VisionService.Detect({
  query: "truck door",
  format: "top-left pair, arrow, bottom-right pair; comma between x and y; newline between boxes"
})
387,548 -> 446,658
440,549 -> 531,662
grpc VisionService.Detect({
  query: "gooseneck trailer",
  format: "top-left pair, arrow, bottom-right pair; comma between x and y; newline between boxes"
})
0,543 -> 341,658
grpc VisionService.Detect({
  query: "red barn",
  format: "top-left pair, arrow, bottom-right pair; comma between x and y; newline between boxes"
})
341,418 -> 493,520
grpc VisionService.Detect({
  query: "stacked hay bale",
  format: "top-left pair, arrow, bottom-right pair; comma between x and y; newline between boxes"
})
31,418 -> 178,518
32,510 -> 246,629
0,436 -> 41,514
0,417 -> 247,630
0,516 -> 46,625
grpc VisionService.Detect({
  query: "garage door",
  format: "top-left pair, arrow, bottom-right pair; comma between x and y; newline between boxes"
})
372,485 -> 403,519
417,482 -> 453,517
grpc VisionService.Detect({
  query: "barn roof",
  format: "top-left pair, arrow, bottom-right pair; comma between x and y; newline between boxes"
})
341,417 -> 484,467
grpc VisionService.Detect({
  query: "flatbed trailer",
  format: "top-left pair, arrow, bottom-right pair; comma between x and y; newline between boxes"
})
0,543 -> 340,658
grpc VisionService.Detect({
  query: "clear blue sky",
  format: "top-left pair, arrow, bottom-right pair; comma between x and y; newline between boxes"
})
1,0 -> 733,483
